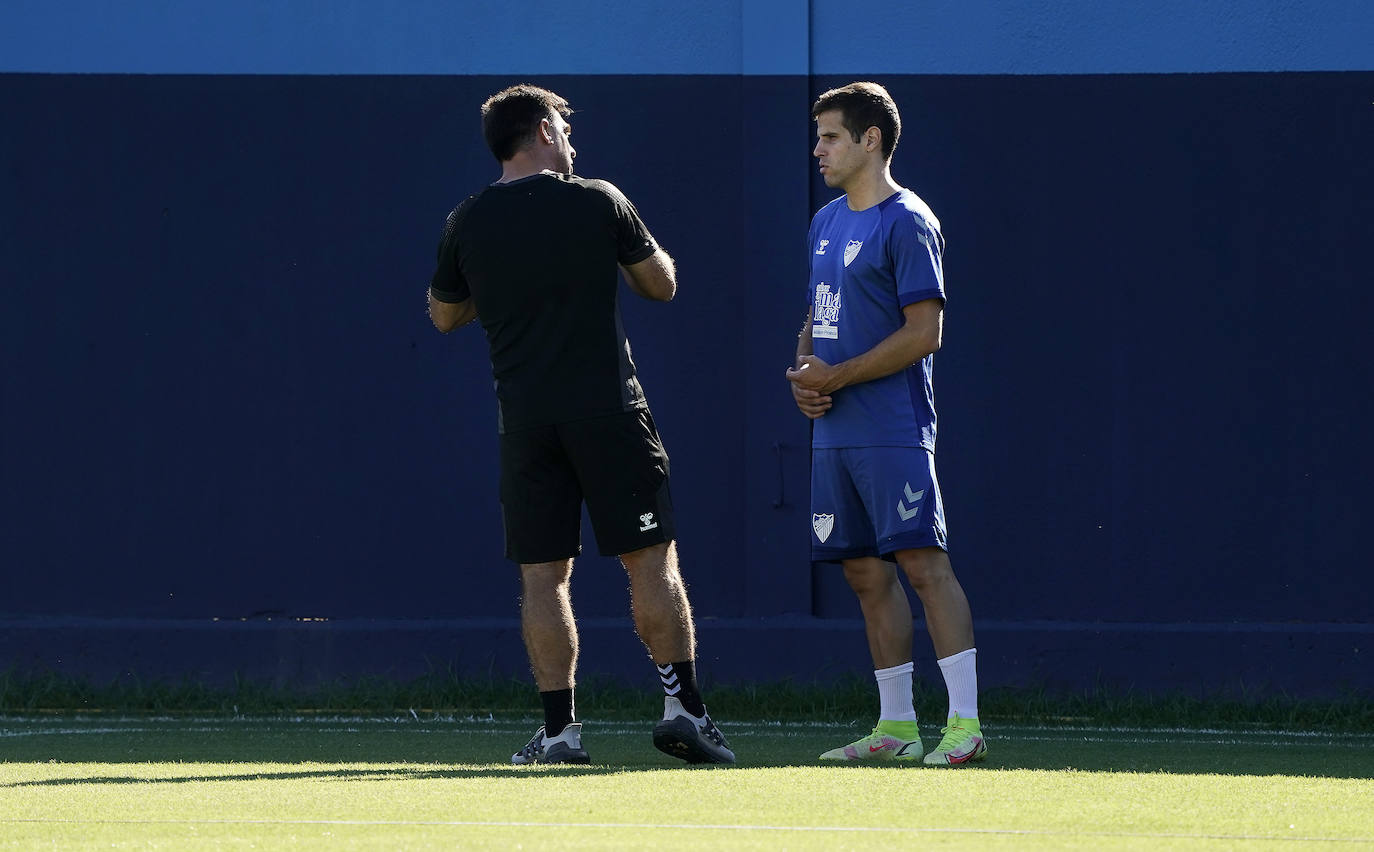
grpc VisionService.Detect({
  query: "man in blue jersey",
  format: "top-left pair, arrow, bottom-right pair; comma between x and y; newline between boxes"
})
786,82 -> 986,765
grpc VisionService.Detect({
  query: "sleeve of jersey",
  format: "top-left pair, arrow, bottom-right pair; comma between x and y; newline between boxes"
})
889,211 -> 945,308
429,206 -> 472,304
592,180 -> 657,265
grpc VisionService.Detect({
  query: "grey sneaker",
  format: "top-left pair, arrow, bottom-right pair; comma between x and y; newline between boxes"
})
652,697 -> 736,764
511,722 -> 590,765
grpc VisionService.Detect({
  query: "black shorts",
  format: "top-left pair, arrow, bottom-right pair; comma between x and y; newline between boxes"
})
499,408 -> 675,563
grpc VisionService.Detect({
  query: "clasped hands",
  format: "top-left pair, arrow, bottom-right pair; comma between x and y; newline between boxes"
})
786,355 -> 839,420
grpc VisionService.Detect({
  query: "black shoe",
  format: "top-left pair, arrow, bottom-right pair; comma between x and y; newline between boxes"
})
652,697 -> 736,764
511,722 -> 590,765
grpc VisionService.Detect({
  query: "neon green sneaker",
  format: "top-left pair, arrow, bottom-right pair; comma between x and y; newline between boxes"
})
923,714 -> 987,765
819,720 -> 922,762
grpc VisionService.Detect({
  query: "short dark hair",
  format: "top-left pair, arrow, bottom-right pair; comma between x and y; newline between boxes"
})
480,84 -> 573,162
811,82 -> 901,161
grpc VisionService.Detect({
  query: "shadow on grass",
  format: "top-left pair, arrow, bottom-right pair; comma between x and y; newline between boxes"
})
0,764 -> 697,788
3,724 -> 1372,781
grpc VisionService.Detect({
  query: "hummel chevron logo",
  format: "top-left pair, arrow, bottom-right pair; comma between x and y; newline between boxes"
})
897,483 -> 925,521
657,664 -> 681,695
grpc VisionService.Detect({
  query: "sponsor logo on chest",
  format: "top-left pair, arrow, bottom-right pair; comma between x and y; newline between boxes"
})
812,282 -> 841,339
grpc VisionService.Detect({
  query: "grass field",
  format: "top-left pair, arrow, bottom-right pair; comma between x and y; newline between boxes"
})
3,714 -> 1372,849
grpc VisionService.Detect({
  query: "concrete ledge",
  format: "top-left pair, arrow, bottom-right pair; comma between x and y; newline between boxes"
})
2,617 -> 1368,698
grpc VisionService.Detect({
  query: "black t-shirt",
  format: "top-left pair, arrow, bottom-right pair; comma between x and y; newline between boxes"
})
430,173 -> 658,433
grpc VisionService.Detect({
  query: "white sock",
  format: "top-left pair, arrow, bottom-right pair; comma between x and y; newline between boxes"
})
937,648 -> 978,720
874,662 -> 916,721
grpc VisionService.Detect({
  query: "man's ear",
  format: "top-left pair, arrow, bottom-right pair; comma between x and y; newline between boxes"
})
866,127 -> 881,152
538,117 -> 554,145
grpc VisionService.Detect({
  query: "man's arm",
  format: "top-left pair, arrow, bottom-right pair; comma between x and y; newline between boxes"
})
428,289 -> 478,333
786,298 -> 943,396
789,307 -> 832,419
620,248 -> 677,301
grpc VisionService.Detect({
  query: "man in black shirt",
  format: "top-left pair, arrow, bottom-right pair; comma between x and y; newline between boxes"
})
428,84 -> 734,766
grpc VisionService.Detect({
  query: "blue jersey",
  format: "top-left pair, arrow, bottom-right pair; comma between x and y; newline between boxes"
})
807,188 -> 945,450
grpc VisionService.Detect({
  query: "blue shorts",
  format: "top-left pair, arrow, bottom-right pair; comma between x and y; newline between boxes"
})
810,447 -> 947,561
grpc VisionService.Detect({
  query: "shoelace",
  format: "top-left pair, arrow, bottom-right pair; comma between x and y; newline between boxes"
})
696,717 -> 727,746
853,726 -> 902,748
517,729 -> 546,760
933,722 -> 973,752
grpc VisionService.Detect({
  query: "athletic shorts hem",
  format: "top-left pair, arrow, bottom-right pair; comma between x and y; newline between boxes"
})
592,515 -> 675,558
878,530 -> 948,560
811,440 -> 937,451
506,545 -> 582,565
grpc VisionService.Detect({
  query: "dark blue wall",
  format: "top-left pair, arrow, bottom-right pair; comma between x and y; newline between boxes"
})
0,74 -> 779,621
3,66 -> 1372,693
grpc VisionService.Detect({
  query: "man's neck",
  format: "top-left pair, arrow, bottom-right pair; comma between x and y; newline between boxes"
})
844,167 -> 902,211
497,155 -> 560,184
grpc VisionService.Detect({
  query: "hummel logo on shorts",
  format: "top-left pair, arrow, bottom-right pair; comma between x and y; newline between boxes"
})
639,512 -> 658,531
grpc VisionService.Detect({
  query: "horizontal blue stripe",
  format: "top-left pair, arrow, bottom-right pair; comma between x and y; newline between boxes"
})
811,0 -> 1374,75
1,1 -> 1371,76
0,0 -> 744,75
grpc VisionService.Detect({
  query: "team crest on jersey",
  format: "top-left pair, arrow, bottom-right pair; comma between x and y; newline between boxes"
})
812,513 -> 835,543
815,239 -> 829,255
843,240 -> 863,267
812,282 -> 840,339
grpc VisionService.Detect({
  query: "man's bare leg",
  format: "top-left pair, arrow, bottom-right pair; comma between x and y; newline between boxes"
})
620,540 -> 694,664
895,546 -> 984,764
817,556 -> 921,761
621,540 -> 735,763
519,559 -> 577,690
894,547 -> 973,658
842,556 -> 914,669
510,558 -> 589,764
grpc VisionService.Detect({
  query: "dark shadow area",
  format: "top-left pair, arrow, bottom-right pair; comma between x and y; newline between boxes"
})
2,723 -> 1370,781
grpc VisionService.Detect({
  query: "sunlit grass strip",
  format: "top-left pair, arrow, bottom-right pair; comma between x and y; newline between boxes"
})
2,758 -> 1372,850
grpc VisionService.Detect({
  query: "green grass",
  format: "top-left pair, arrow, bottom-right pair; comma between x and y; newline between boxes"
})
2,715 -> 1372,850
4,669 -> 1372,732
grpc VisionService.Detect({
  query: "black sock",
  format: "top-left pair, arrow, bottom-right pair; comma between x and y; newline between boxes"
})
657,660 -> 706,717
540,688 -> 574,737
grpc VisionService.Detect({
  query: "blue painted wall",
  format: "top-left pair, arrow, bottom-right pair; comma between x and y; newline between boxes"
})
5,1 -> 1373,74
2,1 -> 1371,693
